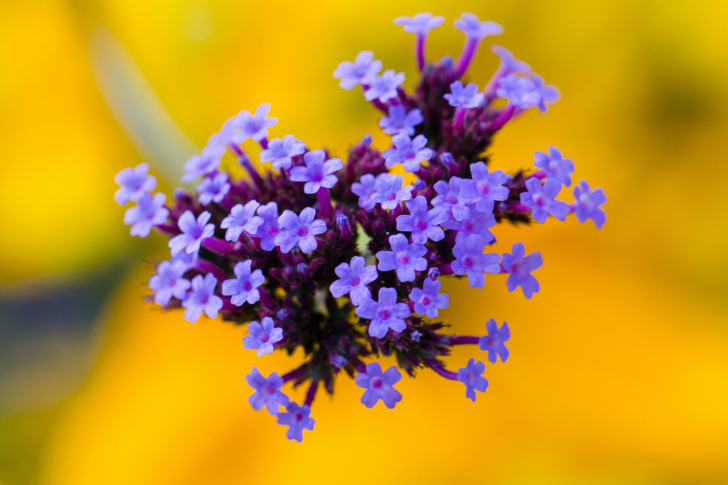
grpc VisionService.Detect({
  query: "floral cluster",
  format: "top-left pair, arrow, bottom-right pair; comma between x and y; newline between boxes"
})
116,12 -> 606,442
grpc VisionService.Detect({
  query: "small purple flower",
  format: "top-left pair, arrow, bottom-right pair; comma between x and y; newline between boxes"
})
479,319 -> 510,363
454,13 -> 503,40
149,260 -> 191,306
355,362 -> 403,409
182,273 -> 223,323
243,317 -> 283,357
364,69 -> 405,103
409,278 -> 449,319
222,260 -> 265,306
259,135 -> 306,171
196,172 -> 230,206
171,250 -> 198,270
289,149 -> 343,194
496,73 -> 560,113
330,256 -> 378,306
470,162 -> 509,214
277,403 -> 315,442
432,176 -> 477,221
114,163 -> 156,205
220,200 -> 264,242
181,144 -> 225,182
376,234 -> 428,283
352,173 -> 381,211
572,180 -> 607,229
444,81 -> 485,109
246,367 -> 290,415
123,193 -> 169,238
442,207 -> 496,244
394,12 -> 444,34
492,45 -> 531,75
520,178 -> 571,224
382,134 -> 433,173
355,287 -> 411,338
533,146 -> 575,187
168,210 -> 215,256
234,103 -> 278,142
396,195 -> 448,243
500,242 -> 543,299
274,207 -> 327,254
379,105 -> 424,136
371,174 -> 413,209
252,202 -> 280,251
457,358 -> 488,402
333,51 -> 382,90
451,234 -> 501,289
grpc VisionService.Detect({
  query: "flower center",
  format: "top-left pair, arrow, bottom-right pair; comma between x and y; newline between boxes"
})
398,254 -> 410,265
378,309 -> 391,320
463,256 -> 473,268
261,334 -> 270,343
479,184 -> 489,195
297,227 -> 309,237
351,277 -> 361,286
421,296 -> 431,306
243,282 -> 253,292
264,385 -> 276,395
371,378 -> 383,389
416,220 -> 428,231
294,412 -> 304,422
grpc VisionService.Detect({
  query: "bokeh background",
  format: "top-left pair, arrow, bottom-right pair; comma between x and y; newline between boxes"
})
1,0 -> 728,483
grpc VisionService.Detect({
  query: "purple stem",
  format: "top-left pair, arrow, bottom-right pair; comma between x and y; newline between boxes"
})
195,259 -> 230,282
317,187 -> 334,219
281,365 -> 308,384
228,143 -> 263,186
455,37 -> 480,79
415,33 -> 427,71
304,380 -> 319,407
438,263 -> 453,276
448,336 -> 480,346
483,67 -> 506,104
360,84 -> 389,113
528,170 -> 548,180
258,138 -> 269,150
155,223 -> 179,235
354,360 -> 367,374
454,107 -> 467,130
489,105 -> 516,132
201,237 -> 236,256
505,201 -> 532,213
429,361 -> 458,380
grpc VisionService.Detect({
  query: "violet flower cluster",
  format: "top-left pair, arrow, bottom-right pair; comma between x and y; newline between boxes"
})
115,12 -> 607,442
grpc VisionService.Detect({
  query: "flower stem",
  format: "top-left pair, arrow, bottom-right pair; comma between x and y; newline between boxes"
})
455,37 -> 479,78
429,361 -> 458,380
228,143 -> 263,186
448,336 -> 480,346
304,380 -> 319,407
317,187 -> 334,219
416,34 -> 427,72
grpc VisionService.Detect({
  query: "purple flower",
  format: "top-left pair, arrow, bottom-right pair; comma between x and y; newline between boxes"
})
442,207 -> 496,244
259,135 -> 306,171
457,358 -> 488,402
352,173 -> 381,211
451,234 -> 501,289
394,12 -> 444,34
246,367 -> 289,415
277,402 -> 315,442
533,146 -> 575,187
382,134 -> 433,173
444,81 -> 485,109
181,144 -> 225,182
379,105 -> 424,136
252,202 -> 281,251
333,51 -> 382,90
376,234 -> 428,283
573,180 -> 607,229
220,200 -> 264,242
496,73 -> 560,113
289,149 -> 343,194
470,162 -> 509,213
182,273 -> 223,323
432,176 -> 477,221
170,250 -> 198,271
454,13 -> 503,40
479,319 -> 510,363
123,193 -> 169,238
500,242 -> 543,299
114,163 -> 156,205
149,260 -> 191,306
330,256 -> 378,306
243,317 -> 283,357
371,174 -> 413,209
197,172 -> 230,205
409,278 -> 449,319
221,260 -> 265,306
355,287 -> 411,338
396,195 -> 448,243
274,207 -> 327,254
232,103 -> 278,142
355,362 -> 403,409
364,69 -> 405,103
492,45 -> 531,75
168,210 -> 215,256
520,178 -> 571,224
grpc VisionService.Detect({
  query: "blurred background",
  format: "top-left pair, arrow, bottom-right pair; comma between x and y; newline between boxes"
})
1,0 -> 727,483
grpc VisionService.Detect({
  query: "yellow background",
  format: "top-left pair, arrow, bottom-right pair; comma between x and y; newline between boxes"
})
1,0 -> 727,483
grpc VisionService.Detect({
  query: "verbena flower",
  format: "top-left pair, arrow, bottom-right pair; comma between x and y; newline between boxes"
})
116,11 -> 605,442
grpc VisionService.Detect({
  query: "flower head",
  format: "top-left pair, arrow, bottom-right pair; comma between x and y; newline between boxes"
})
454,13 -> 503,40
520,178 -> 571,223
409,278 -> 449,319
290,149 -> 343,194
274,207 -> 327,254
496,73 -> 560,113
396,195 -> 448,243
222,260 -> 265,306
355,362 -> 403,408
442,207 -> 496,244
197,172 -> 230,205
379,105 -> 424,136
533,146 -> 575,187
168,210 -> 215,256
260,135 -> 306,171
277,403 -> 315,442
382,134 -> 433,173
394,13 -> 444,35
182,273 -> 223,323
573,180 -> 607,229
246,367 -> 290,415
330,256 -> 378,306
233,103 -> 278,142
500,242 -> 543,298
491,45 -> 531,75
243,317 -> 283,357
432,176 -> 477,221
220,200 -> 264,242
181,144 -> 225,182
333,51 -> 382,90
457,358 -> 488,402
479,319 -> 510,363
114,163 -> 157,205
376,234 -> 428,283
351,173 -> 382,210
469,162 -> 509,214
149,260 -> 191,306
451,234 -> 501,289
355,287 -> 411,338
444,81 -> 485,109
123,193 -> 169,238
371,173 -> 413,209
364,69 -> 405,103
